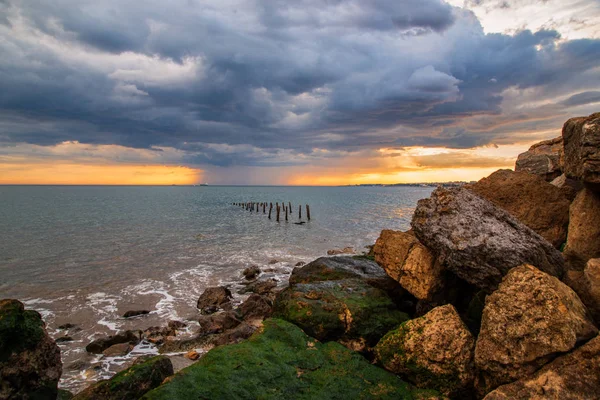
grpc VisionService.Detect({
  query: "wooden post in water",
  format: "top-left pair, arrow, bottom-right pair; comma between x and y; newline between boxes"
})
276,203 -> 281,222
263,203 -> 266,213
299,205 -> 302,219
285,206 -> 288,221
288,202 -> 292,215
306,204 -> 311,221
268,203 -> 272,219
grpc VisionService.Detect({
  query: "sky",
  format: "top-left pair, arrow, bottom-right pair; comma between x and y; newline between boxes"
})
1,0 -> 600,185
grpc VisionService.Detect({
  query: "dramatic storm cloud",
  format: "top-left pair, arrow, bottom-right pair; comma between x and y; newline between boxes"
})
1,0 -> 599,184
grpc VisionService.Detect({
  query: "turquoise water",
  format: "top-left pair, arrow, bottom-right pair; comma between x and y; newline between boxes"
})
0,185 -> 432,391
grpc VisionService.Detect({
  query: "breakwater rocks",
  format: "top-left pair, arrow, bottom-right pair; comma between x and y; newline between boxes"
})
2,112 -> 600,399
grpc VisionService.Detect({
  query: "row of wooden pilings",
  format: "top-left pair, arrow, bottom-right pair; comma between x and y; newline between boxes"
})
232,201 -> 311,223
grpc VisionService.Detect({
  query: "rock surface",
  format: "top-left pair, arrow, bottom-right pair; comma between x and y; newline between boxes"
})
86,330 -> 141,354
484,335 -> 600,400
102,342 -> 133,357
236,294 -> 273,321
515,136 -> 563,181
564,188 -> 600,269
273,278 -> 409,351
196,286 -> 233,314
123,310 -> 150,318
238,278 -> 278,296
375,304 -> 475,397
373,230 -> 444,300
198,312 -> 242,335
564,258 -> 600,324
467,169 -> 571,248
242,265 -> 261,280
563,112 -> 600,187
474,264 -> 598,394
73,356 -> 173,400
327,247 -> 355,255
0,299 -> 62,400
143,318 -> 436,400
411,187 -> 564,291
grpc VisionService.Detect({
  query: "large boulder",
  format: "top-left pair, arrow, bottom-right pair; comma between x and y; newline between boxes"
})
289,256 -> 402,295
466,169 -> 571,248
373,230 -> 444,300
564,258 -> 600,324
196,286 -> 233,314
484,335 -> 600,400
563,112 -> 600,188
273,279 -> 410,352
515,136 -> 563,181
143,318 -> 438,399
0,299 -> 62,399
73,356 -> 173,400
564,188 -> 600,269
474,265 -> 598,395
411,187 -> 564,291
375,304 -> 475,397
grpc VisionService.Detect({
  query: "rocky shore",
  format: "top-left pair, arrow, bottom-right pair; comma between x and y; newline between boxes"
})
2,112 -> 600,399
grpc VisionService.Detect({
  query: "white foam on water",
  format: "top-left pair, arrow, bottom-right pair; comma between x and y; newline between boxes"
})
86,292 -> 122,334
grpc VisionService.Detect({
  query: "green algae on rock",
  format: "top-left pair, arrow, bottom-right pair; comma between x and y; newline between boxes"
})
73,356 -> 173,400
143,318 -> 435,400
273,279 -> 409,351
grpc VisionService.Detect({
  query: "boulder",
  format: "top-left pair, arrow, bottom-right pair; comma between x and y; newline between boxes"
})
564,258 -> 600,324
198,312 -> 242,335
273,279 -> 409,351
466,169 -> 571,248
196,286 -> 233,314
86,330 -> 141,354
563,112 -> 600,187
185,351 -> 200,361
411,187 -> 564,291
167,320 -> 187,330
238,278 -> 278,296
123,310 -> 150,318
373,230 -> 444,300
550,173 -> 583,200
484,335 -> 600,400
515,136 -> 563,181
73,356 -> 173,400
55,336 -> 73,343
564,188 -> 600,269
289,256 -> 404,296
102,343 -> 133,357
474,264 -> 598,395
242,265 -> 261,280
0,299 -> 62,400
142,318 -> 437,399
142,326 -> 176,345
236,294 -> 272,321
375,304 -> 475,398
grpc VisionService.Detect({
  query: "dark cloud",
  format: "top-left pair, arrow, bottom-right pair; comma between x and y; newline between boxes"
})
562,91 -> 600,107
0,0 -> 599,168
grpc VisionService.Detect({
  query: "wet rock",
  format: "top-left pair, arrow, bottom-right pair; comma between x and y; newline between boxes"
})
73,356 -> 173,400
484,335 -> 600,400
294,261 -> 306,267
268,259 -> 279,264
238,278 -> 278,295
0,299 -> 62,400
564,188 -> 600,269
67,360 -> 88,371
167,320 -> 187,330
58,323 -> 78,330
123,310 -> 150,318
206,322 -> 258,347
198,312 -> 242,335
327,247 -> 355,255
242,265 -> 261,280
289,256 -> 403,297
55,336 -> 73,343
375,304 -> 475,397
236,294 -> 273,321
86,330 -> 141,354
196,286 -> 233,314
467,169 -> 572,248
411,187 -> 565,291
185,351 -> 200,361
143,326 -> 176,345
143,319 -> 434,399
515,136 -> 563,181
474,264 -> 598,395
58,389 -> 74,399
102,342 -> 134,357
273,279 -> 409,351
563,112 -> 600,188
373,230 -> 444,300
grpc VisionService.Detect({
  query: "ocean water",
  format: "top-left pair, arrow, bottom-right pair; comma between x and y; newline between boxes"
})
0,185 -> 433,392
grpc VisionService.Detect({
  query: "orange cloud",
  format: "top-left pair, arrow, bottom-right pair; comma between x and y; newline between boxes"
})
0,162 -> 202,185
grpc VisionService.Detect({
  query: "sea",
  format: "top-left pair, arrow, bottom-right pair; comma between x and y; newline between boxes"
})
0,185 -> 433,392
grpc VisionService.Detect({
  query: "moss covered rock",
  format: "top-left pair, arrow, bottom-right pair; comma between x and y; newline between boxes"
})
73,356 -> 173,400
143,318 -> 437,400
375,305 -> 475,398
273,279 -> 409,351
0,299 -> 62,399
